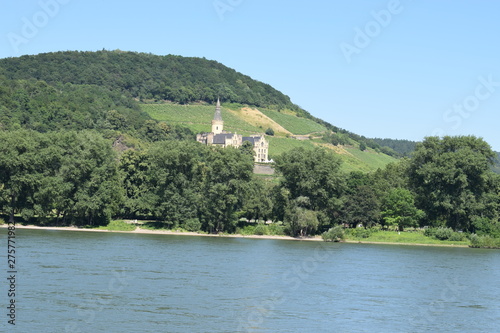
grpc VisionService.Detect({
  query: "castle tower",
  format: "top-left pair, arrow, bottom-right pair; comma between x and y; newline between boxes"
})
211,98 -> 223,134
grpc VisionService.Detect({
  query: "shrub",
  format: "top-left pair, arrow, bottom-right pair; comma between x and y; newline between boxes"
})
472,217 -> 500,238
265,128 -> 275,136
448,232 -> 466,242
423,227 -> 437,238
184,218 -> 202,232
0,218 -> 5,225
254,224 -> 268,235
425,227 -> 466,241
347,228 -> 373,239
322,225 -> 345,242
267,223 -> 285,236
434,227 -> 454,240
469,234 -> 500,249
101,220 -> 136,231
236,225 -> 256,235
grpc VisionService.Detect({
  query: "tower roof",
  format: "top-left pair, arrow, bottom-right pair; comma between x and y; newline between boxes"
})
213,98 -> 222,121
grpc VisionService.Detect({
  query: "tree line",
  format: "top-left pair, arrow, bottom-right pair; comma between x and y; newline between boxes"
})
0,76 -> 194,142
0,50 -> 301,111
1,130 -> 499,242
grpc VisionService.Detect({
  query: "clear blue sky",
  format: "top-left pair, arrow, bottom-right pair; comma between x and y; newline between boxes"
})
2,0 -> 500,150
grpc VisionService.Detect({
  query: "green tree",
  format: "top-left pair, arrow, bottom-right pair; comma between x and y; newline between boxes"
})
119,149 -> 152,218
200,147 -> 254,233
340,185 -> 380,228
0,130 -> 122,225
284,197 -> 319,237
408,136 -> 495,231
144,141 -> 205,227
240,178 -> 273,221
381,188 -> 424,231
51,131 -> 123,226
239,140 -> 255,159
0,130 -> 48,221
274,147 -> 344,225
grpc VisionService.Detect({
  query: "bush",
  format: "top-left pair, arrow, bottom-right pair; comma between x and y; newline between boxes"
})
254,224 -> 268,235
184,218 -> 202,232
425,227 -> 466,241
448,232 -> 466,242
236,225 -> 256,235
265,128 -> 275,136
0,217 -> 4,225
347,228 -> 373,239
423,227 -> 437,238
100,220 -> 136,231
434,227 -> 454,240
322,225 -> 345,242
469,234 -> 500,249
472,217 -> 500,238
267,223 -> 285,236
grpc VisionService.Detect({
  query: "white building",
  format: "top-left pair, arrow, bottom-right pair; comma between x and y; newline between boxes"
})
196,99 -> 270,163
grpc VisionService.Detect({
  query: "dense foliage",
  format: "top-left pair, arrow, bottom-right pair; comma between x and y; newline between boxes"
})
0,130 -> 256,232
1,52 -> 499,247
0,50 -> 300,111
1,132 -> 499,246
0,76 -> 194,142
371,138 -> 417,157
408,136 -> 497,231
0,130 -> 121,225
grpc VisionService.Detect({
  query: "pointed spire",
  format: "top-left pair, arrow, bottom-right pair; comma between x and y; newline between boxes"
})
213,97 -> 222,121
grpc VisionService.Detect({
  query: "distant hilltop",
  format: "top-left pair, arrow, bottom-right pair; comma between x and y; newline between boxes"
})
0,50 -> 304,112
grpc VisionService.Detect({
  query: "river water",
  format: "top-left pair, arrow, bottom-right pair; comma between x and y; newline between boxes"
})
1,229 -> 499,332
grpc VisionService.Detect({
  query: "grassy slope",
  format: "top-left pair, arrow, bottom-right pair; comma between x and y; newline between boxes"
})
344,147 -> 397,172
142,103 -> 396,172
142,103 -> 263,135
259,109 -> 327,135
345,231 -> 469,246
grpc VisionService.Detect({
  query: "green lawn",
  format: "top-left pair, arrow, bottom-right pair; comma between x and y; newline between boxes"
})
96,220 -> 136,231
259,109 -> 327,135
346,230 -> 469,246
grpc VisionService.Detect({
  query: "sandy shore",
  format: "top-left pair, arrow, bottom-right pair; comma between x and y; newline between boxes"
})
0,224 -> 322,242
1,224 -> 472,247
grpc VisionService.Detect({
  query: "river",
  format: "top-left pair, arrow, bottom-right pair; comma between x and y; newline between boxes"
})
1,229 -> 499,332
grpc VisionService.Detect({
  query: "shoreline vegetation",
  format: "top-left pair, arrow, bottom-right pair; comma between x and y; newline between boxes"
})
0,223 -> 473,248
1,53 -> 500,251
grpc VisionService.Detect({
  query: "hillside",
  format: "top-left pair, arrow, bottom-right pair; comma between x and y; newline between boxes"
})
0,50 -> 303,112
0,50 -> 399,172
142,102 -> 396,172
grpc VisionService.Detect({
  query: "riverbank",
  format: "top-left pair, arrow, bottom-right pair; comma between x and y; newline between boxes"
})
0,224 -> 318,241
1,224 -> 471,247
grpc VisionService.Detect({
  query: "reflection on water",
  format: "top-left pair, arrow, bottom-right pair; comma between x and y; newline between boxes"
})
1,229 -> 499,332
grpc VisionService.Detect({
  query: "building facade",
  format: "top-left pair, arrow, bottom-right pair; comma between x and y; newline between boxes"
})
196,99 -> 270,163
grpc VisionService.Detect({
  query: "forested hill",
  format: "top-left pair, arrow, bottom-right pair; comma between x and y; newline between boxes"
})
0,50 -> 301,111
370,138 -> 417,157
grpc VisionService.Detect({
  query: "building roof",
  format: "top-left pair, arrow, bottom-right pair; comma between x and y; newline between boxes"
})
242,137 -> 256,145
213,98 -> 222,121
213,133 -> 235,144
